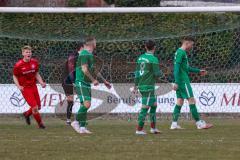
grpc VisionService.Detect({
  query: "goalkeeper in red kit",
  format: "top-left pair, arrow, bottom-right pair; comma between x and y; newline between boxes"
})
13,46 -> 46,129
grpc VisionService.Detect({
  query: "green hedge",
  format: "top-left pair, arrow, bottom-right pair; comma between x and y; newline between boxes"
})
67,0 -> 161,7
1,13 -> 238,41
114,0 -> 161,7
0,13 -> 240,83
68,0 -> 85,7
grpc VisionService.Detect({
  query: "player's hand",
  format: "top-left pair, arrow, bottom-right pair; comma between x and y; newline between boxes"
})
18,86 -> 24,91
41,82 -> 46,88
132,86 -> 138,94
172,83 -> 178,91
104,81 -> 112,89
200,70 -> 207,76
93,79 -> 99,86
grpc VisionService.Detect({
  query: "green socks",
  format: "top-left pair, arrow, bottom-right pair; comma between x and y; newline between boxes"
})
172,104 -> 200,122
137,106 -> 157,129
76,105 -> 88,127
150,106 -> 157,128
189,104 -> 200,122
172,105 -> 182,122
137,108 -> 149,129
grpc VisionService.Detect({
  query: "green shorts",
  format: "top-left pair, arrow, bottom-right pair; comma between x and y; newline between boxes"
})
75,81 -> 91,103
140,90 -> 156,106
176,83 -> 194,99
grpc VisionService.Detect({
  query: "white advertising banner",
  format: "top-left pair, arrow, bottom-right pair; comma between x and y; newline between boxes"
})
1,83 -> 240,113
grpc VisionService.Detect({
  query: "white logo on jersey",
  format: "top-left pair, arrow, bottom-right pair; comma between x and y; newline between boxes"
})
31,64 -> 35,69
139,57 -> 149,63
22,70 -> 35,74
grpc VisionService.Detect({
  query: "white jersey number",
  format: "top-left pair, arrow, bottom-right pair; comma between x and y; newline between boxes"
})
139,62 -> 145,76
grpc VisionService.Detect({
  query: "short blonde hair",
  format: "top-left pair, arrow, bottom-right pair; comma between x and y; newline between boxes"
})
21,45 -> 32,52
84,36 -> 96,46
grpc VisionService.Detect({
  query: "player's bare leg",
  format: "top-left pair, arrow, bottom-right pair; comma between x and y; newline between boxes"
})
66,95 -> 74,125
188,98 -> 213,129
32,106 -> 45,129
171,98 -> 184,130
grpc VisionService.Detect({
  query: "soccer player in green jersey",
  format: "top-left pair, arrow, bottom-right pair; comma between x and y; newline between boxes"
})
71,36 -> 111,134
170,37 -> 213,130
134,40 -> 162,135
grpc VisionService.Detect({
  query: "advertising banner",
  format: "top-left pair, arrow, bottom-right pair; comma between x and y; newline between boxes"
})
1,83 -> 240,113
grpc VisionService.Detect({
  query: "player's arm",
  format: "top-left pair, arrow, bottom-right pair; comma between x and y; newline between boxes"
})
173,52 -> 183,90
173,56 -> 182,84
80,54 -> 99,86
133,60 -> 140,93
13,75 -> 23,91
13,65 -> 24,91
188,66 -> 200,73
133,76 -> 139,94
173,63 -> 181,91
67,54 -> 75,82
82,64 -> 99,86
188,66 -> 207,76
93,56 -> 111,89
35,72 -> 46,88
153,58 -> 162,78
96,72 -> 111,89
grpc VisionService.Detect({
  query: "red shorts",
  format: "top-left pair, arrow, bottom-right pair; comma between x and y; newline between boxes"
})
21,85 -> 41,109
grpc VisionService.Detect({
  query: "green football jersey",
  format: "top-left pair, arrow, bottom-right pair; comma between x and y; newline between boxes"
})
75,49 -> 95,85
135,52 -> 161,92
174,48 -> 189,83
174,48 -> 200,84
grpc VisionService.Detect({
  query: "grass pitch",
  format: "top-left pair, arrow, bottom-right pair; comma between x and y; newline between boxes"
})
0,117 -> 240,160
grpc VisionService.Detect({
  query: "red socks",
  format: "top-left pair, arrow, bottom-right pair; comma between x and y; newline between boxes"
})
24,107 -> 44,127
24,109 -> 32,117
137,125 -> 143,131
33,112 -> 43,126
151,122 -> 156,129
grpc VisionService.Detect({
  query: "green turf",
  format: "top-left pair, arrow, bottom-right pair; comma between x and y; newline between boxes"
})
0,117 -> 240,160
